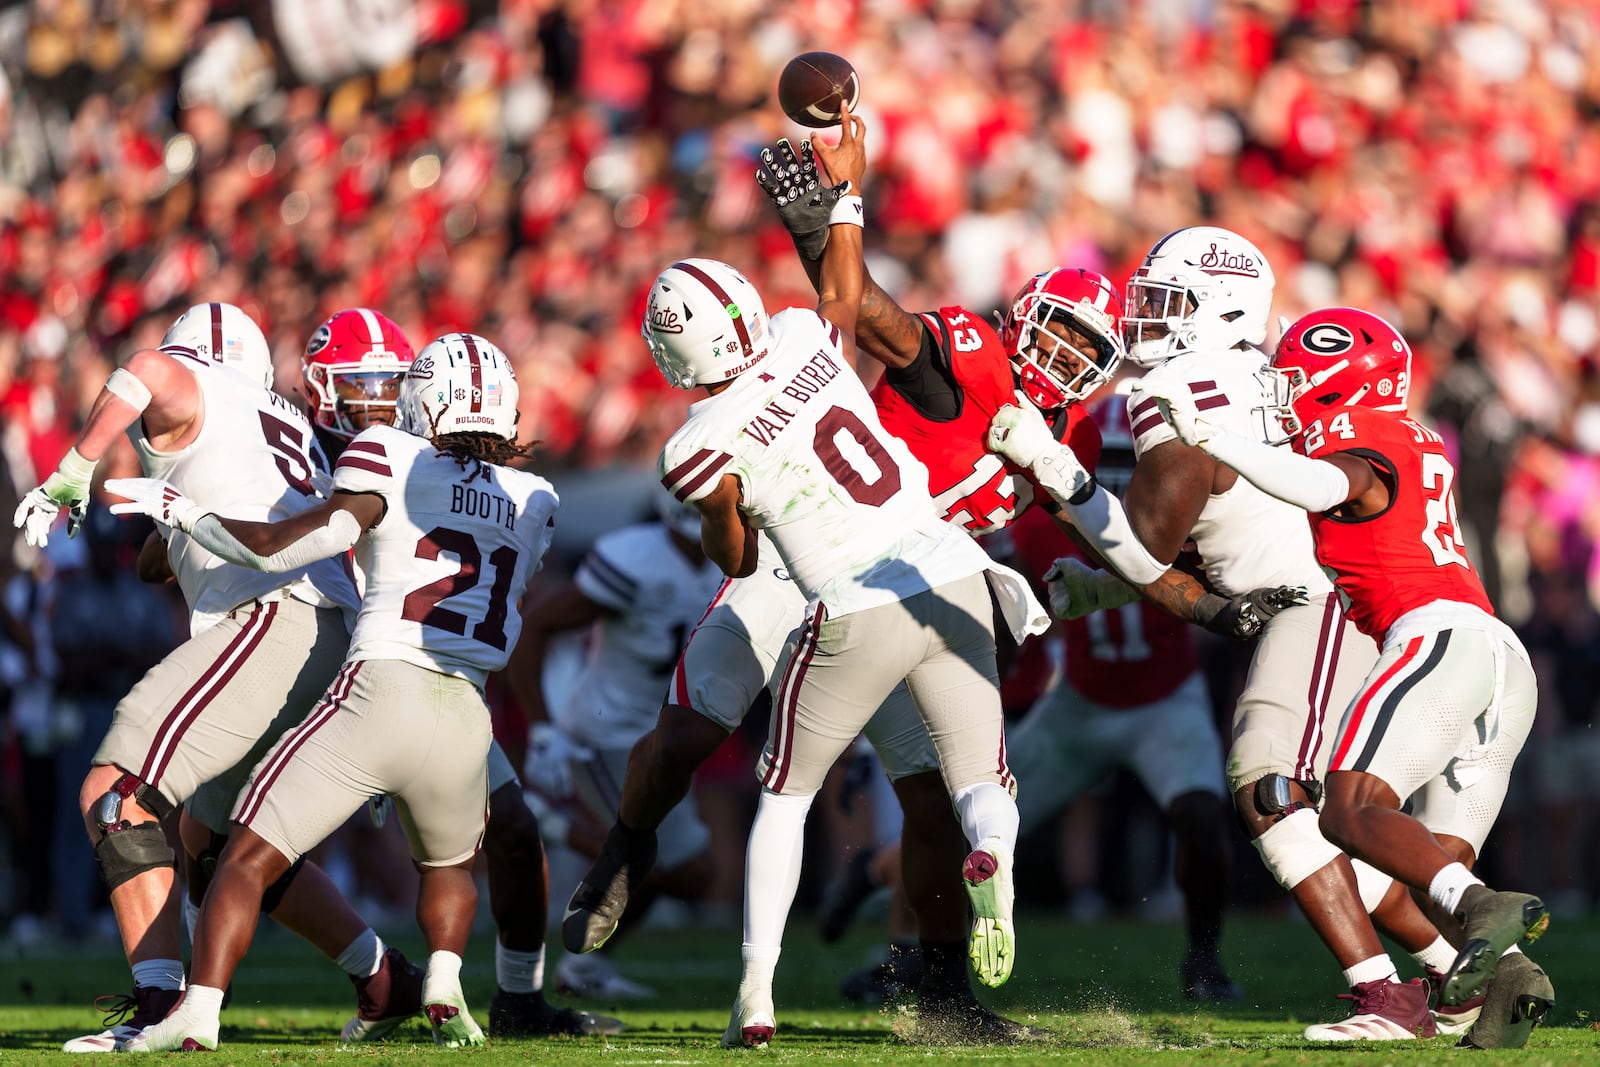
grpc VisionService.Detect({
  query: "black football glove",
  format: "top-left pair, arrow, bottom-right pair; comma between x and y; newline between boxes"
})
755,137 -> 852,261
1194,585 -> 1310,641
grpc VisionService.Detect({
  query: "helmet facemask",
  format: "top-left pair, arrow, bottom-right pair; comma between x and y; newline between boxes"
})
1122,276 -> 1203,366
1009,300 -> 1121,409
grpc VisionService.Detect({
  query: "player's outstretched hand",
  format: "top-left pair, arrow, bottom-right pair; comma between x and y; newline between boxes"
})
755,137 -> 839,260
523,723 -> 593,801
810,101 -> 866,195
987,391 -> 1062,469
1196,584 -> 1310,640
13,470 -> 92,548
105,477 -> 209,533
1130,380 -> 1215,447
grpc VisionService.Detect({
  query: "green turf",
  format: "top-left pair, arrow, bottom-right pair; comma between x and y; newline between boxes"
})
1,914 -> 1595,1064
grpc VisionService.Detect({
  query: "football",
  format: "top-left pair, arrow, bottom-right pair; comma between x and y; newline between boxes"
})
777,52 -> 860,128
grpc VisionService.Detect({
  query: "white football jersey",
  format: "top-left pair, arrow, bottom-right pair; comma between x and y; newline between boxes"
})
561,523 -> 724,748
131,352 -> 361,635
332,425 -> 559,686
1127,347 -> 1334,598
658,308 -> 992,618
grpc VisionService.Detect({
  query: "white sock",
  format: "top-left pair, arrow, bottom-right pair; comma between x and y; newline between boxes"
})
950,782 -> 1019,856
737,944 -> 781,1000
1413,936 -> 1458,973
1428,862 -> 1484,915
423,950 -> 465,1004
742,789 -> 816,966
495,943 -> 545,994
182,896 -> 200,948
154,982 -> 224,1044
335,928 -> 386,978
179,984 -> 226,1021
1342,953 -> 1399,989
131,958 -> 186,992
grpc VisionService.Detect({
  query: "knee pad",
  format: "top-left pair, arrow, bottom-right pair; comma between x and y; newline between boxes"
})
95,823 -> 175,891
1250,807 -> 1342,891
1350,858 -> 1394,914
260,856 -> 306,914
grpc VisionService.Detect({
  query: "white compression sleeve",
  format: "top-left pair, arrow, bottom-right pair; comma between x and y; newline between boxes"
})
185,509 -> 361,573
1061,484 -> 1169,587
1204,431 -> 1351,513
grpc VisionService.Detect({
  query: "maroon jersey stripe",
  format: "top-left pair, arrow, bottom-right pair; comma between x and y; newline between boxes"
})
335,456 -> 393,477
663,447 -> 716,485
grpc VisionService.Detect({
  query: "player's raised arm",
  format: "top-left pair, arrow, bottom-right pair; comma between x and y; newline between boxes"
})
809,102 -> 866,347
755,122 -> 923,369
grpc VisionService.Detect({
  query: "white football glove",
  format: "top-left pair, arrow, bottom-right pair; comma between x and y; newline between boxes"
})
523,723 -> 593,801
104,477 -> 210,533
13,448 -> 96,548
986,392 -> 1058,468
1129,380 -> 1216,448
1042,556 -> 1142,620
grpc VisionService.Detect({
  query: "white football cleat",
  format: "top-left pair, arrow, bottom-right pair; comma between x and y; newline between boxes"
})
720,989 -> 776,1048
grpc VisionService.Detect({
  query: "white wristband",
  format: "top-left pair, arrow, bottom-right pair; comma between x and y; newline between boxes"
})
829,195 -> 864,227
106,368 -> 154,412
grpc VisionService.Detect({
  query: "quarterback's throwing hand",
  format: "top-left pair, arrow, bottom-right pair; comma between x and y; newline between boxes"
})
1130,380 -> 1214,447
105,477 -> 209,533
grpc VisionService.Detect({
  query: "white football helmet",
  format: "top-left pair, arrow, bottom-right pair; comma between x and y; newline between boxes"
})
640,258 -> 772,389
399,332 -> 519,441
653,484 -> 702,541
1123,226 -> 1276,367
161,302 -> 273,388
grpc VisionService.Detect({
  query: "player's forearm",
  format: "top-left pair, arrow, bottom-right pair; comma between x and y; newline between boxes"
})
1049,479 -> 1170,587
1136,567 -> 1215,624
1204,431 -> 1352,512
187,511 -> 361,573
816,213 -> 864,338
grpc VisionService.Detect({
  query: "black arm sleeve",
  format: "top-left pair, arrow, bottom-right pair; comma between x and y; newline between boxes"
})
882,315 -> 963,422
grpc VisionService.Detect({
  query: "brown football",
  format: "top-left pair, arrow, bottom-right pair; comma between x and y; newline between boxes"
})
777,52 -> 860,128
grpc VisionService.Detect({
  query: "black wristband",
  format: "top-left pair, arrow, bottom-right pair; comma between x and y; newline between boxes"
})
1192,593 -> 1229,627
1066,473 -> 1098,508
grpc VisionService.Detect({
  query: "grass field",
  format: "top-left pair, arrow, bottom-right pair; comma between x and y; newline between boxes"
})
2,912 -> 1595,1065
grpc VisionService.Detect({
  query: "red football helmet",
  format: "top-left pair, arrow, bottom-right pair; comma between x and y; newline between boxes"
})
1000,268 -> 1124,409
302,308 -> 415,439
1268,307 -> 1411,436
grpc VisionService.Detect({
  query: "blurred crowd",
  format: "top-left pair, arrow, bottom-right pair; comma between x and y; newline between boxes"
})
3,0 -> 1599,946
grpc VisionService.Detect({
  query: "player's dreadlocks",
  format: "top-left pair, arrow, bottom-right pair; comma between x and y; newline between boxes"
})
434,432 -> 538,471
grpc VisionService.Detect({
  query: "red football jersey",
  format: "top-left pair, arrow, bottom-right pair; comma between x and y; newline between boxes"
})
1007,397 -> 1199,708
1295,406 -> 1494,640
871,306 -> 1102,536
